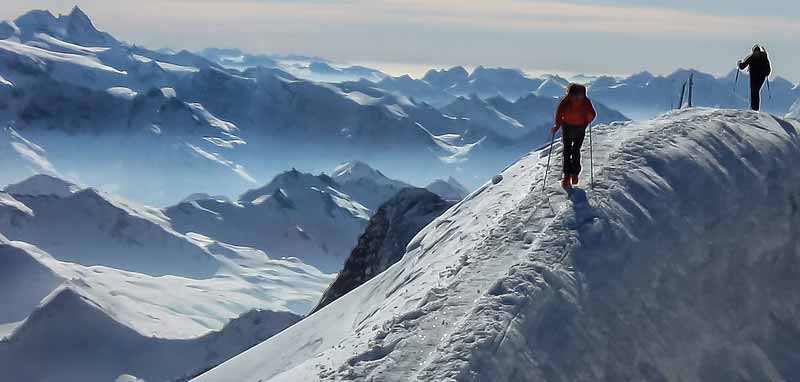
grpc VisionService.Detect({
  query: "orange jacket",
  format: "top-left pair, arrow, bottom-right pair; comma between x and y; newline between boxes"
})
555,95 -> 596,129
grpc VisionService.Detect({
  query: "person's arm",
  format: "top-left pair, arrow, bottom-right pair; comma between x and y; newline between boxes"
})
553,98 -> 567,134
585,99 -> 597,125
738,54 -> 752,70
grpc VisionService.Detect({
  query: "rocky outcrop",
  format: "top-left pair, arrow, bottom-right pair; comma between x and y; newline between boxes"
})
313,188 -> 453,312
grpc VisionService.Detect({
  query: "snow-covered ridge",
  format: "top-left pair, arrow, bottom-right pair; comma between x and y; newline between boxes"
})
788,98 -> 800,120
0,177 -> 332,335
0,178 -> 333,381
313,187 -> 454,312
166,168 -> 372,273
3,173 -> 80,197
194,109 -> 800,381
0,283 -> 301,382
0,192 -> 33,216
331,161 -> 412,211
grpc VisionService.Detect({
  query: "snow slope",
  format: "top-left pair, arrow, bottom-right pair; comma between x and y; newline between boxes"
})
313,188 -> 454,312
440,96 -> 528,139
0,176 -> 334,381
788,98 -> 799,120
0,233 -> 62,337
194,109 -> 800,381
1,186 -> 222,278
166,169 -> 371,273
3,173 -> 79,197
0,176 -> 332,336
331,161 -> 412,211
0,283 -> 301,382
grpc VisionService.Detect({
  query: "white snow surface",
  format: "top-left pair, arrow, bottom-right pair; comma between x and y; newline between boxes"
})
107,86 -> 137,99
195,109 -> 800,382
788,98 -> 800,120
32,32 -> 109,55
0,73 -> 11,86
332,161 -> 405,188
0,38 -> 125,75
0,182 -> 333,339
3,173 -> 80,197
0,193 -> 32,216
331,161 -> 412,211
167,169 -> 372,273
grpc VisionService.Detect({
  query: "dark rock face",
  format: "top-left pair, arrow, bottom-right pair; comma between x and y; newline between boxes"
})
313,188 -> 454,312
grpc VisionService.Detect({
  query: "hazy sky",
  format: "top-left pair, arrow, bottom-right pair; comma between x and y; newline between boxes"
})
3,1 -> 799,81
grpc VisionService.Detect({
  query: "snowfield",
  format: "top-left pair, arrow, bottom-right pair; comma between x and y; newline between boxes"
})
0,176 -> 334,382
788,98 -> 800,120
195,109 -> 800,381
166,168 -> 372,273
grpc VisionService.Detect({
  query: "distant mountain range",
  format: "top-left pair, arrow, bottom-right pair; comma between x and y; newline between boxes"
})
0,159 -> 474,381
10,6 -> 789,206
0,7 -> 633,204
0,173 -> 330,381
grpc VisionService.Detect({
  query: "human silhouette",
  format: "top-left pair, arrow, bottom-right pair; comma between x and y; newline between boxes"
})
738,45 -> 772,111
551,84 -> 596,191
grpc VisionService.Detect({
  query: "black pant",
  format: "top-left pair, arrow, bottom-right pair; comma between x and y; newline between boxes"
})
562,124 -> 586,176
750,75 -> 767,111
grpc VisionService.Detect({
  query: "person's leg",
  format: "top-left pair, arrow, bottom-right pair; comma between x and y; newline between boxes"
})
562,129 -> 574,177
750,75 -> 766,111
572,127 -> 586,176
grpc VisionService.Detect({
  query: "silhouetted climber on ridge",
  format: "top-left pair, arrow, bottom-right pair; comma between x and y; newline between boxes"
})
552,83 -> 596,191
738,44 -> 772,111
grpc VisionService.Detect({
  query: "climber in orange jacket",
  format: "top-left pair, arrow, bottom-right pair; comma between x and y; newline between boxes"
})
551,83 -> 596,190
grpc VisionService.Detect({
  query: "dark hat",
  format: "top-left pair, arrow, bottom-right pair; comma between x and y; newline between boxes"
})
567,83 -> 587,96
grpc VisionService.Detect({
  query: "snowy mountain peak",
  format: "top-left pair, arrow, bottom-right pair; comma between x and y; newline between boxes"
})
332,161 -> 388,184
11,6 -> 118,47
426,176 -> 469,201
3,174 -> 81,197
67,5 -> 91,25
629,70 -> 654,80
535,78 -> 567,97
422,66 -> 469,88
470,66 -> 526,80
330,161 -> 412,211
239,169 -> 337,203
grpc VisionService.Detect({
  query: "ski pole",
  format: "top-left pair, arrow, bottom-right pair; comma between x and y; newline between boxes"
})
731,69 -> 740,108
589,124 -> 594,190
767,77 -> 772,100
541,131 -> 556,195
